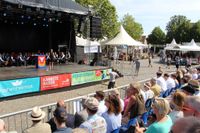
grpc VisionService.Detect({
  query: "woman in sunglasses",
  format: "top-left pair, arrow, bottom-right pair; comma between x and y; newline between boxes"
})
135,98 -> 173,133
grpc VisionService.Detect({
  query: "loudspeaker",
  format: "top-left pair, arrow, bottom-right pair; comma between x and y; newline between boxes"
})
90,16 -> 102,38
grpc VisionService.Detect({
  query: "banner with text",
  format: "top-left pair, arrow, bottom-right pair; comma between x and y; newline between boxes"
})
41,74 -> 71,91
72,69 -> 111,85
0,77 -> 40,98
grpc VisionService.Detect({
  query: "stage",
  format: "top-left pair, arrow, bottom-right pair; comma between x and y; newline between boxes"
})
0,63 -> 109,81
0,63 -> 111,98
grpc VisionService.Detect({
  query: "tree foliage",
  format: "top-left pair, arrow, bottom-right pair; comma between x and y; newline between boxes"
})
166,15 -> 191,43
190,20 -> 200,42
75,0 -> 119,38
147,27 -> 166,45
121,14 -> 143,40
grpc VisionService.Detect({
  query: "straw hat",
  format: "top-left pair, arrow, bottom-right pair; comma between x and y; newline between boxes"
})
85,97 -> 99,111
29,106 -> 46,121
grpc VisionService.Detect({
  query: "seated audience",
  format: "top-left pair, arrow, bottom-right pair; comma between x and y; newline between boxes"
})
169,91 -> 186,123
102,94 -> 122,133
23,106 -> 51,133
48,100 -> 74,132
156,71 -> 167,92
171,74 -> 179,87
135,98 -> 172,133
164,73 -> 176,90
94,91 -> 107,115
53,107 -> 72,133
187,80 -> 200,96
74,97 -> 88,127
181,85 -> 196,96
123,82 -> 146,119
183,96 -> 200,117
123,88 -> 131,112
150,78 -> 161,97
0,119 -> 17,133
141,82 -> 154,102
111,89 -> 124,112
170,116 -> 200,133
72,128 -> 88,133
79,97 -> 107,133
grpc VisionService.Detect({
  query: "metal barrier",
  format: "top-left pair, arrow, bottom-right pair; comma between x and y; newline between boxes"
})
0,79 -> 149,133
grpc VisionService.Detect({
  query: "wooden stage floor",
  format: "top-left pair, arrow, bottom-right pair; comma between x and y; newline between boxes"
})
0,63 -> 109,81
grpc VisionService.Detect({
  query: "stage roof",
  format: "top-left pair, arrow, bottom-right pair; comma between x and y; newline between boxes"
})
2,0 -> 88,15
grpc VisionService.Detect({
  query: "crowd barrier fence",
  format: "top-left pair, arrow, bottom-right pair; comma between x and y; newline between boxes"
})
0,78 -> 150,132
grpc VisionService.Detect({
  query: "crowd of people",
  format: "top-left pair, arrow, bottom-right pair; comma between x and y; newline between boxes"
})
0,50 -> 71,67
0,66 -> 200,133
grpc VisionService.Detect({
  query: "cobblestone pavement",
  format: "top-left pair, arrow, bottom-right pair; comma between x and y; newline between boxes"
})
0,57 -> 186,115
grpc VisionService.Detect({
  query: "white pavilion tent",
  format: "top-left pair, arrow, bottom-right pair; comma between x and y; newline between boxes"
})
165,39 -> 200,52
104,25 -> 145,47
164,39 -> 181,51
181,39 -> 200,51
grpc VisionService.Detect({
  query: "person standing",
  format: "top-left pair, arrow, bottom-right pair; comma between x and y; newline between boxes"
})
23,106 -> 51,133
148,53 -> 152,67
49,49 -> 55,70
53,107 -> 72,133
135,59 -> 140,76
108,71 -> 119,89
79,97 -> 107,133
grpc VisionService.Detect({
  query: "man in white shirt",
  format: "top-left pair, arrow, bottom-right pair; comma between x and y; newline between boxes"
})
156,71 -> 167,92
108,71 -> 119,89
164,73 -> 176,90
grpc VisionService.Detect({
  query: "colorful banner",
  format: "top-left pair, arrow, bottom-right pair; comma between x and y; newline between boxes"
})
37,55 -> 46,68
101,69 -> 112,80
41,74 -> 71,91
72,69 -> 111,85
0,77 -> 40,98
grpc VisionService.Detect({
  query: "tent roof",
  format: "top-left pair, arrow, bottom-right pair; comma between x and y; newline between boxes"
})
2,0 -> 88,15
105,25 -> 143,47
76,36 -> 100,46
165,39 -> 200,51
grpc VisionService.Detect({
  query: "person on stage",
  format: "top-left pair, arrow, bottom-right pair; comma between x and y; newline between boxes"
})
49,49 -> 55,70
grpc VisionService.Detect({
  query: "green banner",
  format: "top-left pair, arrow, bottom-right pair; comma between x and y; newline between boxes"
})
72,69 -> 111,85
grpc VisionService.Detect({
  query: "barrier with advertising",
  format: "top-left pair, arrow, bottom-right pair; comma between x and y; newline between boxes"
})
0,77 -> 40,98
72,69 -> 111,85
41,74 -> 71,91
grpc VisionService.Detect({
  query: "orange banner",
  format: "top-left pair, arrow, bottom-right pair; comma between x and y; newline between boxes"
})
41,74 -> 71,91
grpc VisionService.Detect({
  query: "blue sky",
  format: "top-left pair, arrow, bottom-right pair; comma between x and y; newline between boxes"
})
109,0 -> 200,35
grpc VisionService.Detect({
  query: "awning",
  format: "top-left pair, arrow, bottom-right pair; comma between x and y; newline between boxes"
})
2,0 -> 88,15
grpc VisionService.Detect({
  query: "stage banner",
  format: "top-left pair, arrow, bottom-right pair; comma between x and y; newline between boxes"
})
101,68 -> 112,80
41,74 -> 71,91
0,77 -> 40,98
72,70 -> 107,85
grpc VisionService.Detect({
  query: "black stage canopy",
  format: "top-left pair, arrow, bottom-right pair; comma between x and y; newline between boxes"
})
2,0 -> 88,15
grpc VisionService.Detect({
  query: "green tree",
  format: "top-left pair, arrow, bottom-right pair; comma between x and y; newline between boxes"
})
121,14 -> 143,40
147,27 -> 166,45
190,20 -> 200,42
166,15 -> 191,43
75,0 -> 119,38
